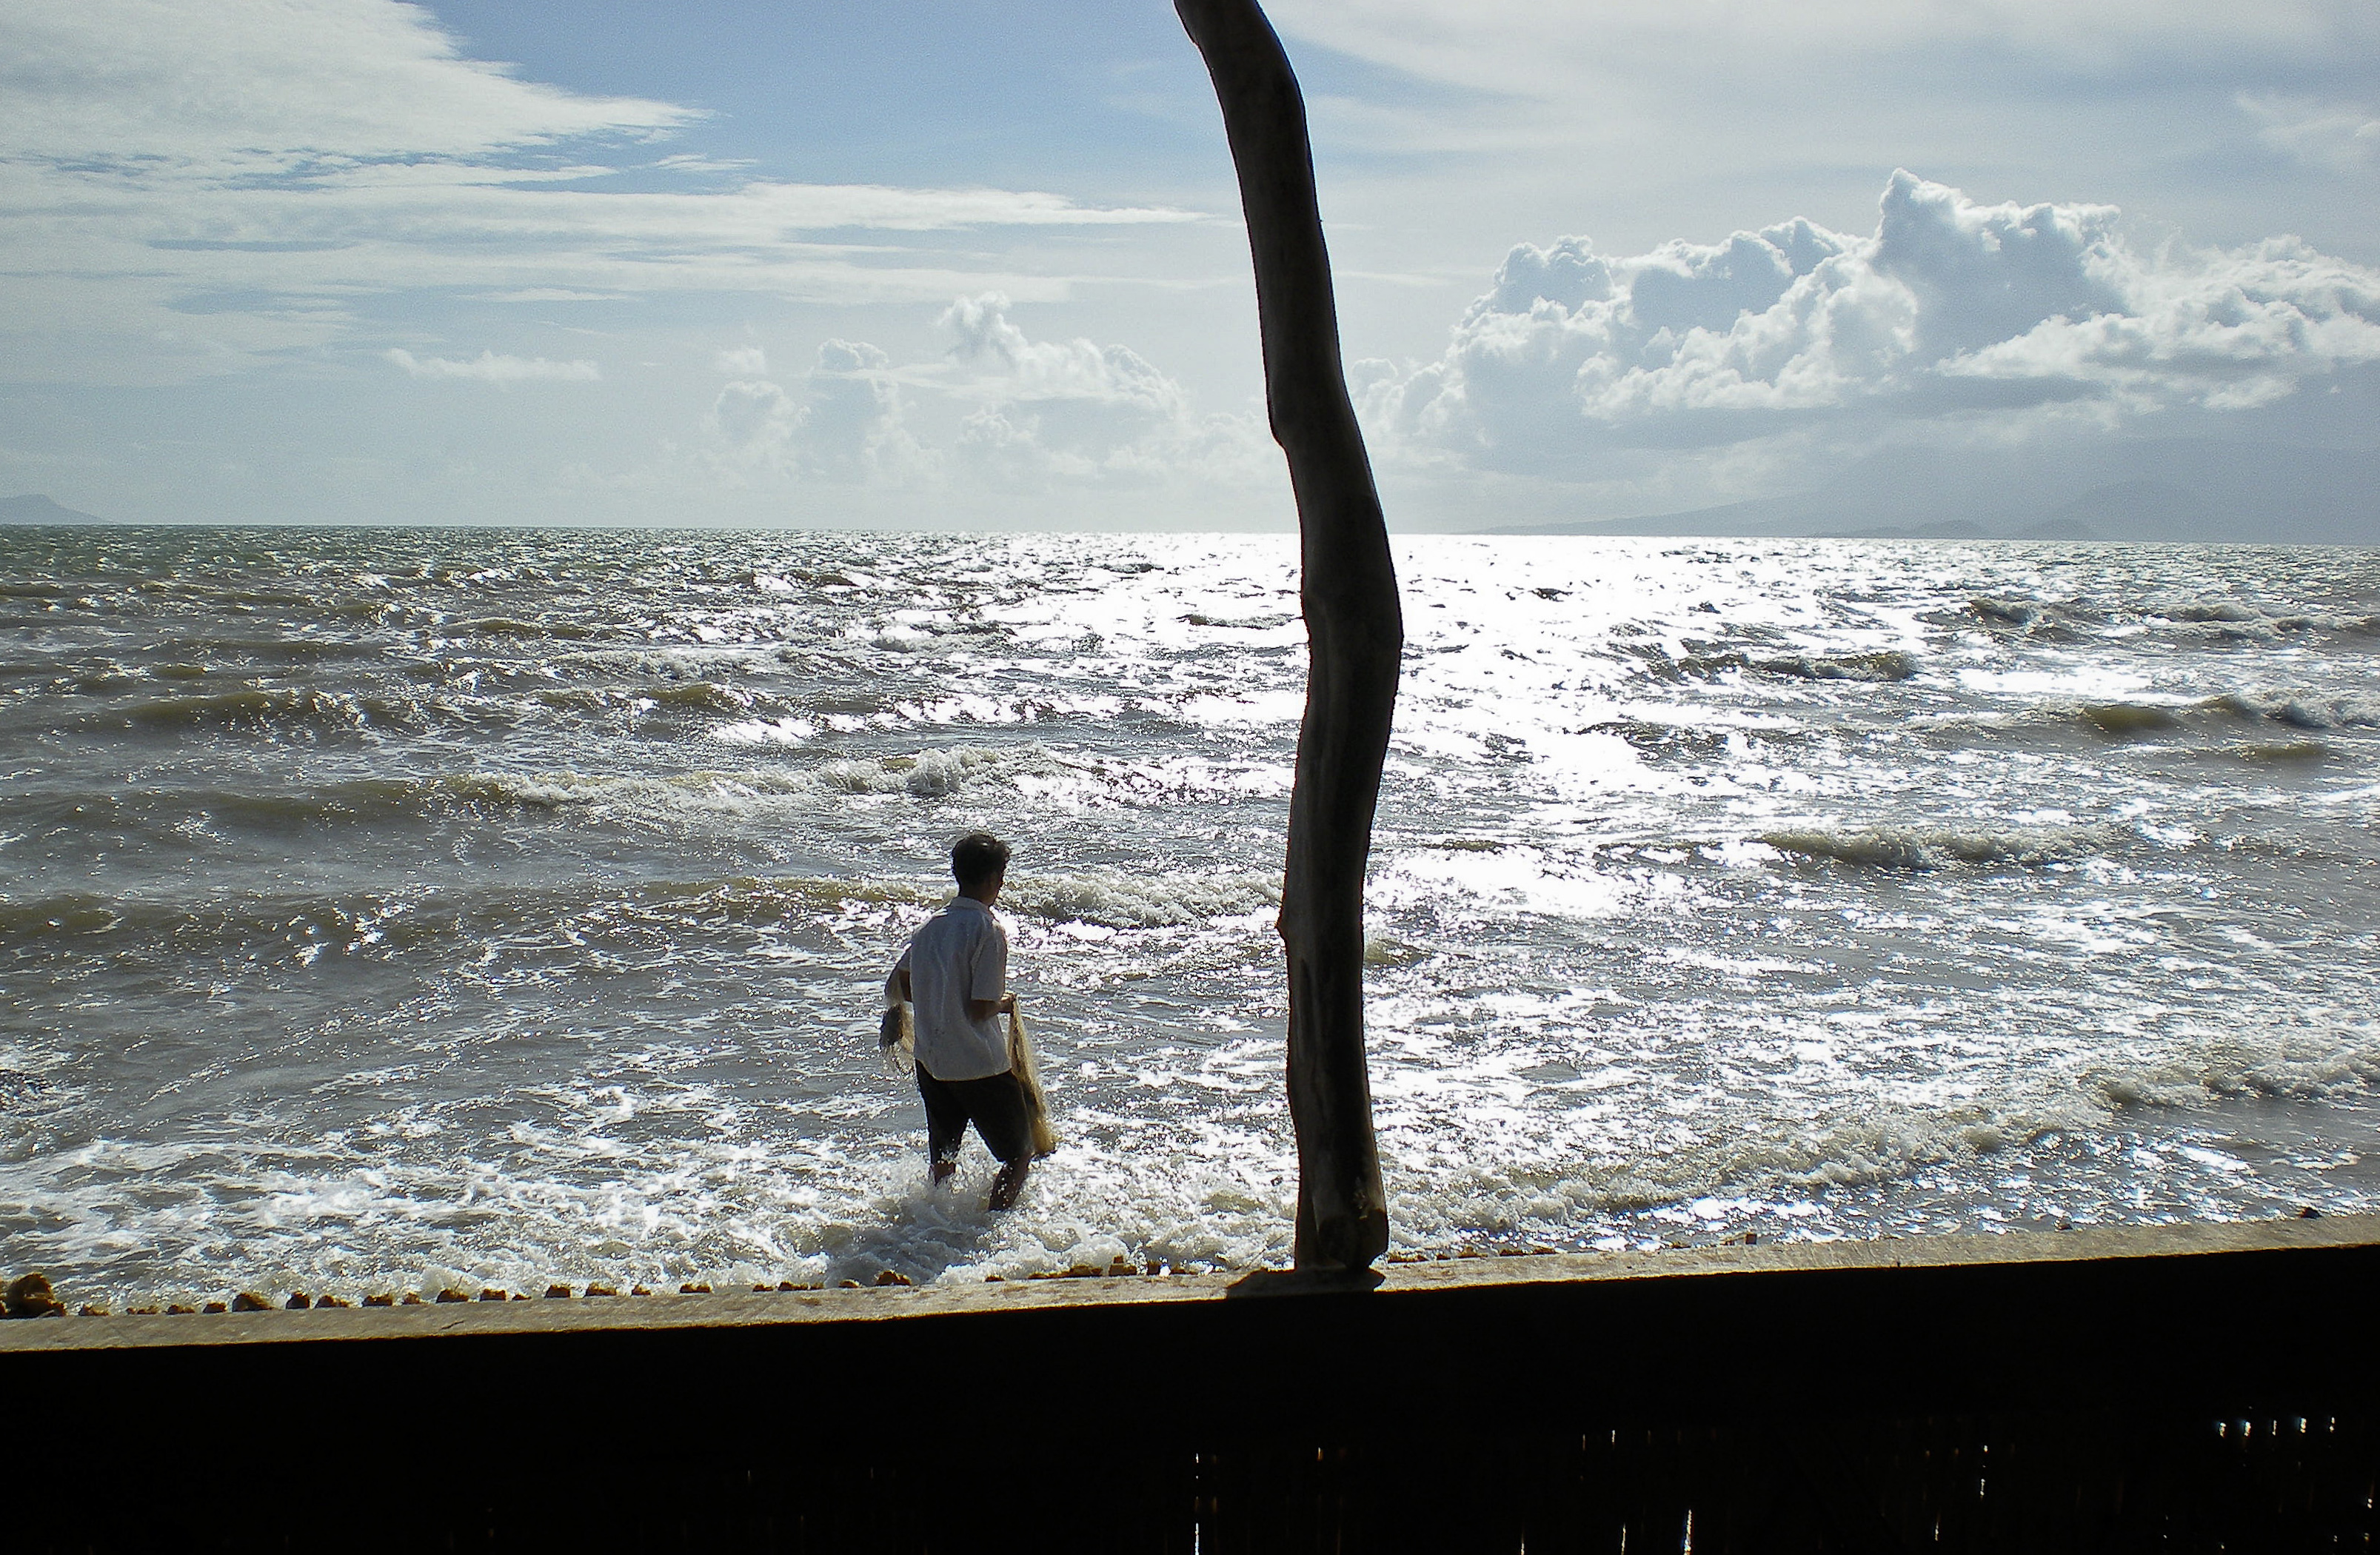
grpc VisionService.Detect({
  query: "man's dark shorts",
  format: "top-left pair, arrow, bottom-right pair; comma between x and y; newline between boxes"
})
918,1066 -> 1032,1166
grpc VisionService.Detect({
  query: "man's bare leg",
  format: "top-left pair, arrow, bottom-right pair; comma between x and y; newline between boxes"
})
931,1155 -> 957,1189
987,1157 -> 1029,1211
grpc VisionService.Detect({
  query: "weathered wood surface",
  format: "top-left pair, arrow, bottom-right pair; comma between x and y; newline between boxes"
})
1175,0 -> 1401,1272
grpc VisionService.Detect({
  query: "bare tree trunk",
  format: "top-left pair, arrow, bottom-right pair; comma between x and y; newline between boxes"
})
1176,0 -> 1402,1271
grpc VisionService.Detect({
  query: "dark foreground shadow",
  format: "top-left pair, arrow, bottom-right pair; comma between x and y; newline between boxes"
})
10,1218 -> 2374,1553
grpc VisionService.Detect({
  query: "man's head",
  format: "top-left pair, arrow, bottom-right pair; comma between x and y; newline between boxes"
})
951,831 -> 1011,900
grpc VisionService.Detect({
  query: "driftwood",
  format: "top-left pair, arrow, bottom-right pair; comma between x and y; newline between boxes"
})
1176,0 -> 1402,1270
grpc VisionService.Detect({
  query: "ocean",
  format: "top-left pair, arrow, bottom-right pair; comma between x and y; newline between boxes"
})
2,525 -> 2376,1306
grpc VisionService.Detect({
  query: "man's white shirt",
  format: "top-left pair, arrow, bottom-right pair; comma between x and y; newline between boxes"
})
893,895 -> 1011,1081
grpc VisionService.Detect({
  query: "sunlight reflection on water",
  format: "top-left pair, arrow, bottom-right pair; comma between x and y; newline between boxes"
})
0,527 -> 2374,1302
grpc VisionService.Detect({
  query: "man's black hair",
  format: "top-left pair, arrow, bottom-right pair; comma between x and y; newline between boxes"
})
952,832 -> 1011,891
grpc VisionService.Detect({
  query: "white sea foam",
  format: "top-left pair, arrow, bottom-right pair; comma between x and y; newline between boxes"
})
2090,1020 -> 2380,1108
820,745 -> 1048,798
444,768 -> 812,818
712,716 -> 818,746
1006,869 -> 1281,929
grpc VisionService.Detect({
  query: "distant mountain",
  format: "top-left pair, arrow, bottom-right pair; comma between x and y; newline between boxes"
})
2022,480 -> 2213,542
1482,439 -> 2379,544
0,494 -> 104,525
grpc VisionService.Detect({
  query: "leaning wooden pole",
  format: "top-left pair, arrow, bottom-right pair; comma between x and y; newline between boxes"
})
1177,0 -> 1403,1271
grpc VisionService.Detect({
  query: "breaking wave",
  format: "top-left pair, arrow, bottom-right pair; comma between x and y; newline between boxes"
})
821,745 -> 1045,799
2202,691 -> 2380,732
1675,648 -> 1919,683
1759,822 -> 2127,869
1006,870 -> 1281,929
2079,692 -> 2380,738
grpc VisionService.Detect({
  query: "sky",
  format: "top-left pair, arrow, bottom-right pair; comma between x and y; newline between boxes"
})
2,0 -> 2376,532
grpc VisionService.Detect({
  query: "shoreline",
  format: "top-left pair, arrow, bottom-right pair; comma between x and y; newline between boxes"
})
7,1210 -> 2367,1355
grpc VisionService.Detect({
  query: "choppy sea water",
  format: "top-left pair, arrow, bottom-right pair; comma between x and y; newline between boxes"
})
1,526 -> 2376,1305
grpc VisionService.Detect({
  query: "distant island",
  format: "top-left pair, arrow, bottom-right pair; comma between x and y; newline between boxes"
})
1,494 -> 105,525
1480,437 -> 2380,545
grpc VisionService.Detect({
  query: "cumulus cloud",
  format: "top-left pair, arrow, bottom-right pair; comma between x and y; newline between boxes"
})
385,347 -> 600,383
931,294 -> 1271,488
1365,170 -> 2380,469
712,346 -> 768,376
694,298 -> 1277,500
709,341 -> 925,484
939,292 -> 1186,414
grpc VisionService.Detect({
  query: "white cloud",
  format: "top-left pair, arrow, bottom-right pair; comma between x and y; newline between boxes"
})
384,348 -> 600,383
481,289 -> 621,304
1270,0 -> 2373,105
938,292 -> 1187,415
695,298 -> 1277,500
2240,96 -> 2380,173
1260,0 -> 2380,358
1,0 -> 694,169
0,0 -> 1200,384
709,341 -> 926,484
930,294 -> 1272,488
713,346 -> 769,375
1363,171 -> 2380,471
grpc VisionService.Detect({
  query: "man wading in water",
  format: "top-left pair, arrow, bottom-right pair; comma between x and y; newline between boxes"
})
890,832 -> 1034,1210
